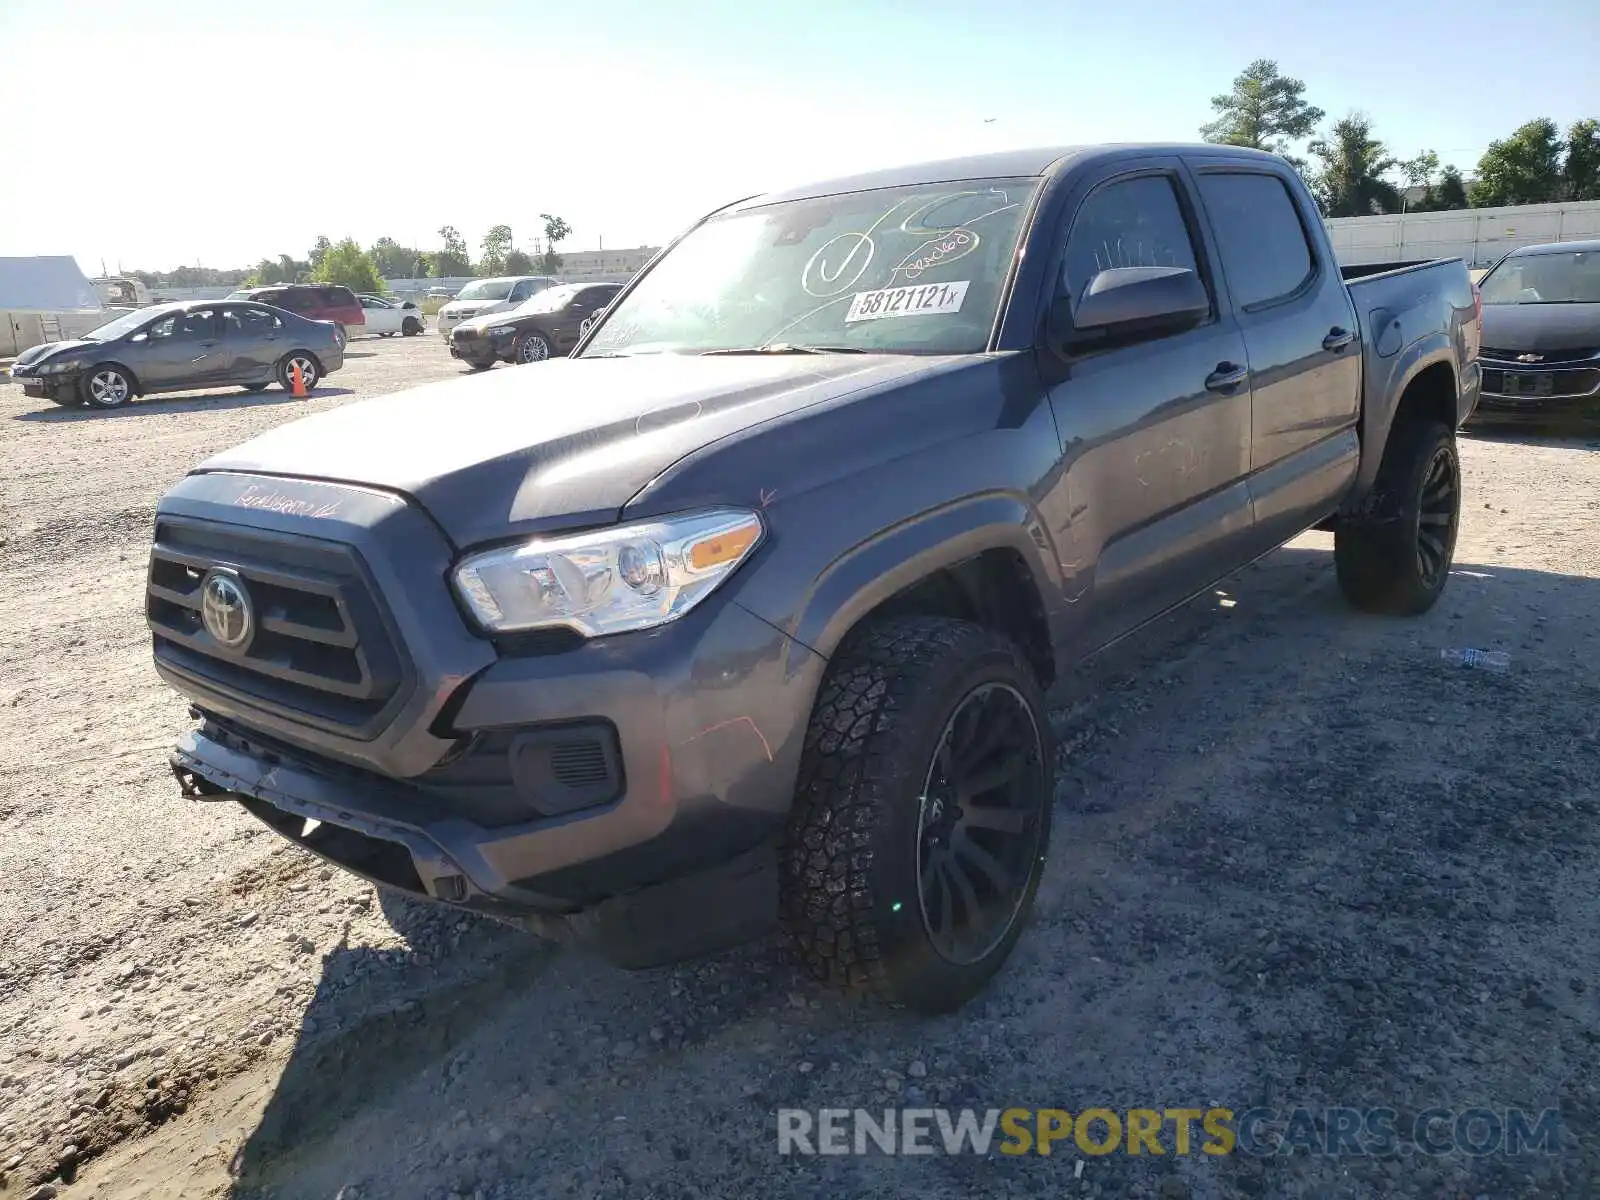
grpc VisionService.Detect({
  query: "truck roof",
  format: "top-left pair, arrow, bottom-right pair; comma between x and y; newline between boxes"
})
745,143 -> 1290,208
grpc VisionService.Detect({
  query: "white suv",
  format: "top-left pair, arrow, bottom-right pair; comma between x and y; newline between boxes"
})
436,276 -> 561,338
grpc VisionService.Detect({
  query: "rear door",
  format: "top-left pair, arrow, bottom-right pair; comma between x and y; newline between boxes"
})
219,304 -> 283,382
1039,159 -> 1256,647
1188,162 -> 1362,546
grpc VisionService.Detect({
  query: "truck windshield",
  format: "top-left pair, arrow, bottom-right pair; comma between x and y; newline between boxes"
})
1478,250 -> 1600,305
579,178 -> 1041,356
455,279 -> 515,302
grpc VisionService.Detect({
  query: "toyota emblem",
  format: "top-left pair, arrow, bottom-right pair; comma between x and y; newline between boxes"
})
200,570 -> 255,650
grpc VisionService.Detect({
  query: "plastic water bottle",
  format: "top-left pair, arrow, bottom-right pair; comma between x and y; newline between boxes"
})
1440,648 -> 1510,673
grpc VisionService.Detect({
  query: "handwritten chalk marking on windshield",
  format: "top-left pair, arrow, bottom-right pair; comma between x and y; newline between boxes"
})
891,228 -> 979,281
845,281 -> 970,323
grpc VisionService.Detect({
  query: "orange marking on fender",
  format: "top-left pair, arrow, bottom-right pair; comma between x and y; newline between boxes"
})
683,716 -> 774,762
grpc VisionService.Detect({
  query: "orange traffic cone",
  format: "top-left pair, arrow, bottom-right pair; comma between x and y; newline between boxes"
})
290,361 -> 309,398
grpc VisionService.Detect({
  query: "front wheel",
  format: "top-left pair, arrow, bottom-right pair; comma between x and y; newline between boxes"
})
514,332 -> 551,364
1335,417 -> 1460,615
780,617 -> 1053,1014
81,365 -> 134,409
402,317 -> 422,336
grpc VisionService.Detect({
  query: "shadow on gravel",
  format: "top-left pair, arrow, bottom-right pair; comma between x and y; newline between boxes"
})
216,547 -> 1600,1199
11,387 -> 355,422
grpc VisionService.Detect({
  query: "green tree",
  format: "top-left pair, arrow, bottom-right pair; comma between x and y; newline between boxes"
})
1309,113 -> 1402,217
1471,118 -> 1565,207
1435,166 -> 1470,211
504,248 -> 534,274
1564,118 -> 1600,201
1200,59 -> 1324,160
370,237 -> 425,278
432,225 -> 472,277
309,235 -> 333,272
479,224 -> 513,275
311,238 -> 384,294
538,213 -> 572,274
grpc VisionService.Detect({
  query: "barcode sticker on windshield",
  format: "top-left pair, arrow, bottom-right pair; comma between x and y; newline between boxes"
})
845,280 -> 970,323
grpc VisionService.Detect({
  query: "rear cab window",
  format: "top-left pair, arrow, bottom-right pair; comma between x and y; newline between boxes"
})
1195,173 -> 1316,309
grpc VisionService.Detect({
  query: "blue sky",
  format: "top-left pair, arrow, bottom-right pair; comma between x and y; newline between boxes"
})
2,0 -> 1595,273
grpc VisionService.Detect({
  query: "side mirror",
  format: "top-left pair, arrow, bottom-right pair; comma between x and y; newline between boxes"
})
1063,266 -> 1209,345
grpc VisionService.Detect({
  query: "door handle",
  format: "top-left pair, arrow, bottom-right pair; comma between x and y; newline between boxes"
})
1323,326 -> 1355,352
1205,362 -> 1249,393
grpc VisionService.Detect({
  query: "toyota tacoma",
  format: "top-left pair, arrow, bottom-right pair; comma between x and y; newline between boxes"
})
148,144 -> 1480,1013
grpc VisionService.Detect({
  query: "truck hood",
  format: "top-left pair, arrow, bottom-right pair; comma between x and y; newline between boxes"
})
1480,302 -> 1600,353
195,353 -> 959,546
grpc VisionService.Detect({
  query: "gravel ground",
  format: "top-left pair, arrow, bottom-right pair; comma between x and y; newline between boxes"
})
2,340 -> 1599,1199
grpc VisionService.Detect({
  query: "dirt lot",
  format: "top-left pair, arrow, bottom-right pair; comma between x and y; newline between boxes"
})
2,338 -> 1599,1199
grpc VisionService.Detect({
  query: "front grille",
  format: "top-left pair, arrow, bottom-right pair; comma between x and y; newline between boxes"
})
1480,366 -> 1600,401
147,519 -> 409,736
1481,346 -> 1598,366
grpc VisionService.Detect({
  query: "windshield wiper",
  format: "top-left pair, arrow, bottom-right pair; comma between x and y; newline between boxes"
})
699,343 -> 870,356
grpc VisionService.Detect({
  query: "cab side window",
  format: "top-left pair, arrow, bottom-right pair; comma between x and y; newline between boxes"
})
1061,175 -> 1201,308
1196,172 -> 1315,309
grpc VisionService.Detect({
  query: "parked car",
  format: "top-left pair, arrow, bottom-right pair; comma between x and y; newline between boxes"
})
435,276 -> 561,338
147,144 -> 1478,1012
10,299 -> 343,409
449,283 -> 623,367
356,293 -> 426,338
1467,239 -> 1600,426
225,284 -> 365,343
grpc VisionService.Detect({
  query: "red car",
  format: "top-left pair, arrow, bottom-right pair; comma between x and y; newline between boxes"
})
225,284 -> 365,343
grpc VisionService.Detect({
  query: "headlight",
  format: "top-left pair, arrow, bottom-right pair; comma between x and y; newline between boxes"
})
486,325 -> 516,338
453,508 -> 764,637
37,361 -> 78,375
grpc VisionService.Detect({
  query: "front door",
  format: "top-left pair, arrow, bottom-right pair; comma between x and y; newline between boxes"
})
1189,163 -> 1362,547
133,307 -> 229,391
1039,162 -> 1256,650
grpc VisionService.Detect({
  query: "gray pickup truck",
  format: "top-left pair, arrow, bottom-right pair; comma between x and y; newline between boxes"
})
148,144 -> 1480,1013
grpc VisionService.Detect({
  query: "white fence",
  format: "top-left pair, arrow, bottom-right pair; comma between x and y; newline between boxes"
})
1326,199 -> 1600,269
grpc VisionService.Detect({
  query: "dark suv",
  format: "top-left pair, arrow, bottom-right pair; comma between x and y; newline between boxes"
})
226,284 -> 365,341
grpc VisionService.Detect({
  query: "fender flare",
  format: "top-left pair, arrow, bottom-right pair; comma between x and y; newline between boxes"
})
1355,331 -> 1459,496
787,490 -> 1060,663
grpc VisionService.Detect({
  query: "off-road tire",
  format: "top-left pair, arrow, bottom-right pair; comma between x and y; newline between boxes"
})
780,616 -> 1053,1014
1335,416 -> 1460,615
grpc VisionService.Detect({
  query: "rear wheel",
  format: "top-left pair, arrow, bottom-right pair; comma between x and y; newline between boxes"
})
80,365 -> 134,409
276,352 -> 321,393
1335,417 -> 1460,615
780,617 -> 1053,1014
